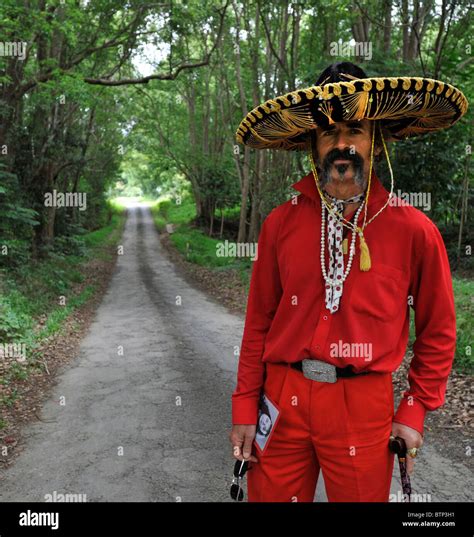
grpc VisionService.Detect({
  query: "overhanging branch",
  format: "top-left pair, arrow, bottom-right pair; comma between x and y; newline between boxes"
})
84,59 -> 210,85
84,0 -> 229,87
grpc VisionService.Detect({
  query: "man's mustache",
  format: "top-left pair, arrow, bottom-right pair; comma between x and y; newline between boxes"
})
323,148 -> 364,168
317,148 -> 366,187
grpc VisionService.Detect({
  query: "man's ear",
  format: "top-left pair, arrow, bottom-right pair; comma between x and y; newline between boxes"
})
372,121 -> 389,158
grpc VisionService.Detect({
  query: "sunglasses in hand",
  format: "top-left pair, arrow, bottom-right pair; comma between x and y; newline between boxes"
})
230,459 -> 250,501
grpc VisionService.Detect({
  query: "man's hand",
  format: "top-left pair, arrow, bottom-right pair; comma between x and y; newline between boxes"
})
229,425 -> 258,463
392,421 -> 423,475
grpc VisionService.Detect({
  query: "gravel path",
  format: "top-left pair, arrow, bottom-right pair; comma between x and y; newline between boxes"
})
0,204 -> 472,502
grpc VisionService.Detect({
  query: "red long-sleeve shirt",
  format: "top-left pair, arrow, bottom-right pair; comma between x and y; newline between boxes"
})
231,170 -> 457,435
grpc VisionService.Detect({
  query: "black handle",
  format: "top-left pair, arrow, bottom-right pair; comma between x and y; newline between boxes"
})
389,435 -> 407,457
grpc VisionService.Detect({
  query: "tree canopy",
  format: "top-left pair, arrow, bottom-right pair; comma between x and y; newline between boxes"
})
0,0 -> 472,269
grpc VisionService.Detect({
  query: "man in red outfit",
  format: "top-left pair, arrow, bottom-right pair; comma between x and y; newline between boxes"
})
229,62 -> 467,502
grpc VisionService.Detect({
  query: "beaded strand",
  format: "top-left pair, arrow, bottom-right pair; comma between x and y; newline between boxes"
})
320,199 -> 365,286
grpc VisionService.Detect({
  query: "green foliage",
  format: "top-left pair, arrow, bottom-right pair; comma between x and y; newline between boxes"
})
0,164 -> 39,268
0,388 -> 18,408
0,240 -> 32,268
199,157 -> 241,213
83,200 -> 126,252
9,362 -> 28,381
151,195 -> 251,270
0,291 -> 33,341
151,195 -> 197,227
452,278 -> 474,372
0,202 -> 125,346
156,199 -> 172,219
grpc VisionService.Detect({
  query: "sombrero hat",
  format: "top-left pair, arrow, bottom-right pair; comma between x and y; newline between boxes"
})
235,75 -> 468,151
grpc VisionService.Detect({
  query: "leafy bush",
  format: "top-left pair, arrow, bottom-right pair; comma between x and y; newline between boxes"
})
0,293 -> 32,340
0,239 -> 31,268
0,164 -> 39,268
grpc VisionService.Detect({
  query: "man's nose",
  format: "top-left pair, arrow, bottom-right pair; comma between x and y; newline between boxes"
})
334,131 -> 351,151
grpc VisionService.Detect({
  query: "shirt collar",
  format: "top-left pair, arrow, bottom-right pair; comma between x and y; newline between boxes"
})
291,169 -> 389,208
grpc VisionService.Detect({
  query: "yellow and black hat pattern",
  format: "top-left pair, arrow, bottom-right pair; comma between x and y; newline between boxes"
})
235,77 -> 468,151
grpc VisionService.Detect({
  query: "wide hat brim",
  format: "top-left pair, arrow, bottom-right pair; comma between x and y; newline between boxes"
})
235,77 -> 468,151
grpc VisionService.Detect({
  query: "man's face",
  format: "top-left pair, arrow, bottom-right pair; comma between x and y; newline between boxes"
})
313,119 -> 378,188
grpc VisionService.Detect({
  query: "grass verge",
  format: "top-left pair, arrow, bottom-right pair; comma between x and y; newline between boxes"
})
150,195 -> 251,286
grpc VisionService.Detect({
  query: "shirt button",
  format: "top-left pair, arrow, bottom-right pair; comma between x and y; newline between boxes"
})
315,345 -> 320,351
323,315 -> 328,321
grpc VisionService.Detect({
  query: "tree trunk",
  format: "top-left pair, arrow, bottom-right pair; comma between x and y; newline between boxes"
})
401,0 -> 410,62
383,0 -> 392,53
233,1 -> 251,243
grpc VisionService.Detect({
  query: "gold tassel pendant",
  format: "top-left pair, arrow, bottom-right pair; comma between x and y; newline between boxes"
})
342,238 -> 348,255
358,231 -> 371,271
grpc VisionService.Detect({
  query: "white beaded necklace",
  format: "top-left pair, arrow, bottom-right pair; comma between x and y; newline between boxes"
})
320,199 -> 366,286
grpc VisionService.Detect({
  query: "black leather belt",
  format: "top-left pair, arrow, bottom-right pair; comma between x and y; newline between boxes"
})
290,361 -> 370,378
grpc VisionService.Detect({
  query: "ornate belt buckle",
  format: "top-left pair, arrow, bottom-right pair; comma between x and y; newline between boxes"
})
302,359 -> 337,383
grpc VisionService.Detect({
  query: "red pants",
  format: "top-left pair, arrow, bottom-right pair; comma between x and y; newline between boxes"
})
247,362 -> 395,502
